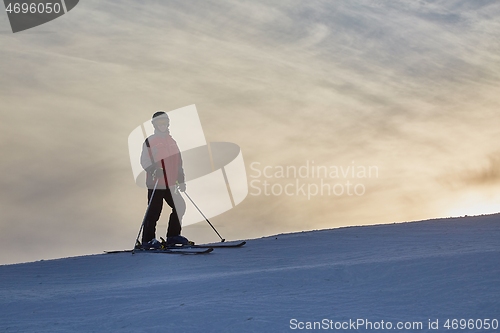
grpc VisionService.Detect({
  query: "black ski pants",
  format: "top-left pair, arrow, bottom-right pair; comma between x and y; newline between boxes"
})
142,188 -> 186,244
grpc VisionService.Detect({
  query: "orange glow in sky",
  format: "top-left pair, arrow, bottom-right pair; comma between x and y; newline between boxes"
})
447,191 -> 500,218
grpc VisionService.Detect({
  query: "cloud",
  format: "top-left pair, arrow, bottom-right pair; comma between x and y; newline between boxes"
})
1,0 -> 500,263
449,153 -> 500,188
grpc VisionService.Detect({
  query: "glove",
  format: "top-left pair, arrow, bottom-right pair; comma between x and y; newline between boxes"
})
152,168 -> 164,180
177,182 -> 186,192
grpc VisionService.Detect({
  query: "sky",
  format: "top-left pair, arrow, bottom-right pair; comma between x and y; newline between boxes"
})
1,0 -> 500,264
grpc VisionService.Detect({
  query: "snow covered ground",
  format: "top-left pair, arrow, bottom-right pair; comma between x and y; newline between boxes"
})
1,214 -> 499,333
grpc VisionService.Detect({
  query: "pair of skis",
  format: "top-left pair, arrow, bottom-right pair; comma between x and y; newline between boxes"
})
105,241 -> 246,255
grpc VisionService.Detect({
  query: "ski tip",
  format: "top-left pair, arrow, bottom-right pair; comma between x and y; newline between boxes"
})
175,247 -> 214,254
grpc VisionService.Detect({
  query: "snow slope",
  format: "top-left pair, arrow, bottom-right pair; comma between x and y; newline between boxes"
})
1,215 -> 499,333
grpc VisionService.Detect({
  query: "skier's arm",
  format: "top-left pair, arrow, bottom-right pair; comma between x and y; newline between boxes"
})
140,140 -> 158,173
177,153 -> 186,192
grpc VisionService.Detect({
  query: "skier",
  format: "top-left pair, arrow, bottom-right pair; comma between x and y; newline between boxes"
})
139,111 -> 189,249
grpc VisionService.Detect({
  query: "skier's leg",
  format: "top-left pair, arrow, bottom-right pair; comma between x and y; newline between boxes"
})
164,188 -> 186,238
142,189 -> 164,243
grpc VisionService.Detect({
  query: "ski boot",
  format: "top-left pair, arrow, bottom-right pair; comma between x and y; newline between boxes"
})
161,236 -> 194,248
141,238 -> 162,250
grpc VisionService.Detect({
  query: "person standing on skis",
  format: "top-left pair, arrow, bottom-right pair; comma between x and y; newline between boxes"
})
139,111 -> 189,248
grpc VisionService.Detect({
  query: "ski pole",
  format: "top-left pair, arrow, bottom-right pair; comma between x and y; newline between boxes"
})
180,188 -> 225,242
133,178 -> 159,253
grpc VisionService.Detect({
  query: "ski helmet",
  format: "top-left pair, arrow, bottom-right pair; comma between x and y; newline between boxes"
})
152,111 -> 168,120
